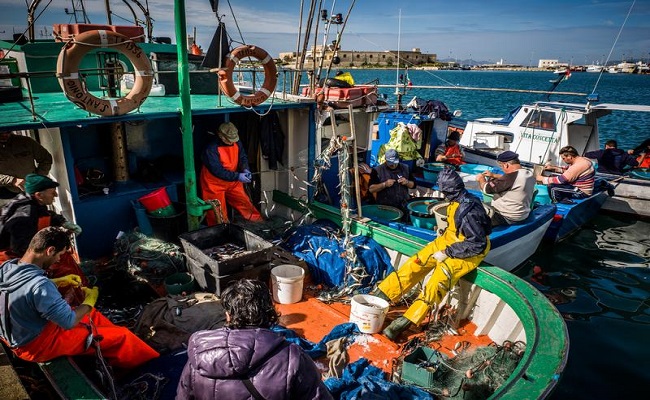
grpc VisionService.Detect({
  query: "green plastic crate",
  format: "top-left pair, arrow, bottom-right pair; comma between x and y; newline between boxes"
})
401,346 -> 445,388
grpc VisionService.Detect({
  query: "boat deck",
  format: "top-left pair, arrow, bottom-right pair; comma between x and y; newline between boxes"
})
276,283 -> 495,376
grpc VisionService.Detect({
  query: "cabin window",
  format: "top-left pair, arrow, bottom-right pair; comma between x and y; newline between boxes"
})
520,110 -> 556,130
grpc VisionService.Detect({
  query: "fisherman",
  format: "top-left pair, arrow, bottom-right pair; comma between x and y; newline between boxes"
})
536,145 -> 595,204
372,168 -> 491,340
628,138 -> 650,169
0,130 -> 53,207
0,227 -> 159,369
177,278 -> 333,400
435,130 -> 464,166
0,174 -> 82,260
200,122 -> 263,224
476,150 -> 536,226
367,148 -> 415,214
584,139 -> 638,175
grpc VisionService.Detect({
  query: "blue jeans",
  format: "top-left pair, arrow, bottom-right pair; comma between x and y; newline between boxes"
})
547,183 -> 588,203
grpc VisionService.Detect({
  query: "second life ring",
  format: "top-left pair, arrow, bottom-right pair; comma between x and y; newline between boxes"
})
217,45 -> 277,107
56,30 -> 153,117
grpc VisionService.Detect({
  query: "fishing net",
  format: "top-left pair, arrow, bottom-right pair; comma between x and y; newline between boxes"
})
113,231 -> 186,284
396,334 -> 525,399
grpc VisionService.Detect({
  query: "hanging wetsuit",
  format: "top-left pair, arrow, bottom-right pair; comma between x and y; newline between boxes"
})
200,137 -> 262,225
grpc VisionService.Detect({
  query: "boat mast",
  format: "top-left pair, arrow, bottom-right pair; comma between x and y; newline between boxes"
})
104,0 -> 113,24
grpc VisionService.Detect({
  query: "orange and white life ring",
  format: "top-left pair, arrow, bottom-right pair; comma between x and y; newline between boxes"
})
218,45 -> 277,107
56,30 -> 153,117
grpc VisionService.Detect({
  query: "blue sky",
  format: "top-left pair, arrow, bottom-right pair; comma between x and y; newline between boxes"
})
1,0 -> 649,65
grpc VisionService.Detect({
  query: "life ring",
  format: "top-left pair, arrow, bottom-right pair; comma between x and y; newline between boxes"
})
218,45 -> 277,107
56,30 -> 153,117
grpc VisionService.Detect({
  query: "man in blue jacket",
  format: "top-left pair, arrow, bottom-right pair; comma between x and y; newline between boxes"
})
373,168 -> 492,340
584,139 -> 638,175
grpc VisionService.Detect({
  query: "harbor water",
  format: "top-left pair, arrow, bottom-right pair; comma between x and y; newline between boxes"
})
345,69 -> 650,398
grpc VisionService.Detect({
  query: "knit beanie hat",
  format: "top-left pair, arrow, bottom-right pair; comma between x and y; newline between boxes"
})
24,174 -> 59,194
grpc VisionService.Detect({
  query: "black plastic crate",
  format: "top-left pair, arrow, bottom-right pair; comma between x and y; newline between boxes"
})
179,224 -> 272,286
187,257 -> 271,296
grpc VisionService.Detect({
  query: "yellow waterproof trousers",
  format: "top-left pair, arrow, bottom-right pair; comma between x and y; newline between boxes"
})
377,202 -> 489,325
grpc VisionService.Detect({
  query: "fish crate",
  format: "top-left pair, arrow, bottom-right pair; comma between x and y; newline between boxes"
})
179,224 -> 273,294
401,346 -> 446,388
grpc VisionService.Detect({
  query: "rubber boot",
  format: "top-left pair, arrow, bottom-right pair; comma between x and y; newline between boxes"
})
383,316 -> 412,341
370,288 -> 390,303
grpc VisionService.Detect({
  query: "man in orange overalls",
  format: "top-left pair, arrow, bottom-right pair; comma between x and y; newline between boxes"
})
0,227 -> 159,369
200,122 -> 263,225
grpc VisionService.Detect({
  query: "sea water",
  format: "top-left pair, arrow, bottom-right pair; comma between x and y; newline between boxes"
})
325,69 -> 650,398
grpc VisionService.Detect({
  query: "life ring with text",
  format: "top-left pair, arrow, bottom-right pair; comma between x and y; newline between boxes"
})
218,45 -> 277,107
56,30 -> 153,117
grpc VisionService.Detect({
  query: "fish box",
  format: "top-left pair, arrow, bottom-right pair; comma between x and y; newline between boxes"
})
150,52 -> 217,94
52,24 -> 145,42
180,224 -> 273,294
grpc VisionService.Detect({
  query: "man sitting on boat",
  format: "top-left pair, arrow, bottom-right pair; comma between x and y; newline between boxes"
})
200,122 -> 263,224
628,138 -> 650,169
0,227 -> 159,369
584,139 -> 638,175
536,146 -> 595,204
371,168 -> 491,340
434,130 -> 465,166
476,150 -> 536,226
0,174 -> 87,298
367,149 -> 415,215
177,279 -> 333,400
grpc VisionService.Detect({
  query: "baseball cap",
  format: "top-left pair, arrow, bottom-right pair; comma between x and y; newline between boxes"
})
385,149 -> 399,165
497,150 -> 519,163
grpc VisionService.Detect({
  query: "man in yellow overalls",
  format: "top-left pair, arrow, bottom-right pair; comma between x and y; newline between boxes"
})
373,168 -> 492,340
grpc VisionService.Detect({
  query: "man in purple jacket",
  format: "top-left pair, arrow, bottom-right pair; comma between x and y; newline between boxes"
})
177,279 -> 333,400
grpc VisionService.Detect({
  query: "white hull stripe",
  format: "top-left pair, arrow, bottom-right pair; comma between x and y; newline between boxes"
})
260,88 -> 271,96
98,30 -> 109,47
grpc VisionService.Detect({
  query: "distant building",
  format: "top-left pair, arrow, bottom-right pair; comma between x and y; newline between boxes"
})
538,59 -> 561,69
279,46 -> 436,67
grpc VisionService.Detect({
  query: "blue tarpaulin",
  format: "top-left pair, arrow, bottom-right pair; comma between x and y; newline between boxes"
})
280,222 -> 394,288
325,358 -> 434,399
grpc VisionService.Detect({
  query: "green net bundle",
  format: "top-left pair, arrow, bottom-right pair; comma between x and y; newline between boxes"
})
114,231 -> 186,284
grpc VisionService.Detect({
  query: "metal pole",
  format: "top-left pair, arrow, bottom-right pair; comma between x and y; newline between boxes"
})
104,0 -> 113,24
175,0 -> 210,230
348,104 -> 362,218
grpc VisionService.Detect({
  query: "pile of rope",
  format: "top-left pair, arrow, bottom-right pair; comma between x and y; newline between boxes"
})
113,231 -> 186,285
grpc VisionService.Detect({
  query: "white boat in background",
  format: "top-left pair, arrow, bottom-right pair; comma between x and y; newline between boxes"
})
457,101 -> 650,217
586,64 -> 603,73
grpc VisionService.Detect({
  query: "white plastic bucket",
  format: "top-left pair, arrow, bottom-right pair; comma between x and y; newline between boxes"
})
431,202 -> 449,234
349,294 -> 390,334
271,264 -> 305,304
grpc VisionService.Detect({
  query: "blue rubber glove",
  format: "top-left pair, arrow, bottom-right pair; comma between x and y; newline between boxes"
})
243,169 -> 252,180
238,172 -> 251,183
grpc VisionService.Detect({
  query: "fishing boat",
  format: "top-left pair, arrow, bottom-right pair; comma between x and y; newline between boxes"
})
0,1 -> 568,398
456,98 -> 650,218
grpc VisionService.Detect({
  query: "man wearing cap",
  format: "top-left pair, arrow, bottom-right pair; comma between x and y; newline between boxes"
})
0,130 -> 53,207
371,169 -> 491,340
200,122 -> 263,225
476,151 -> 536,226
0,174 -> 82,262
434,130 -> 465,166
368,149 -> 416,213
584,139 -> 637,175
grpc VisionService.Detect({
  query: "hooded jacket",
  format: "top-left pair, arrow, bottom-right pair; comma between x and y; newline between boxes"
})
0,194 -> 67,255
0,134 -> 53,198
0,259 -> 76,347
584,148 -> 638,175
437,168 -> 491,258
177,328 -> 333,400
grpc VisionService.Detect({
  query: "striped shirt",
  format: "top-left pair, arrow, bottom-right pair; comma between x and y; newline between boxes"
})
544,156 -> 595,195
